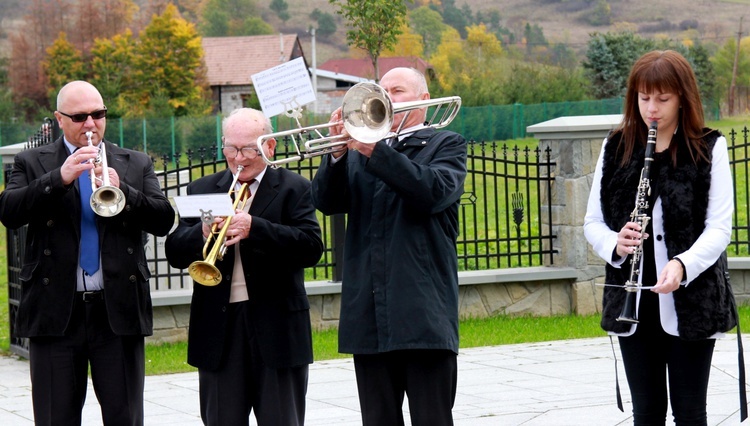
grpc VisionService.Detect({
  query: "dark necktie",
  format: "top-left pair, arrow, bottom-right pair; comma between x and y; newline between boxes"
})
78,168 -> 100,275
236,179 -> 255,203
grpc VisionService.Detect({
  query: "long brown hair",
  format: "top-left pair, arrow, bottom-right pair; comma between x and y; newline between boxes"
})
615,50 -> 708,167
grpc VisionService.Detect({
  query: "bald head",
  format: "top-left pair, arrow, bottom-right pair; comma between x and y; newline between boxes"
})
381,67 -> 429,97
57,81 -> 103,111
379,67 -> 430,130
54,81 -> 107,148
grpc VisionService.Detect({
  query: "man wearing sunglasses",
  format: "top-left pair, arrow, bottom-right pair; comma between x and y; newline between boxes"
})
165,108 -> 323,426
0,80 -> 175,425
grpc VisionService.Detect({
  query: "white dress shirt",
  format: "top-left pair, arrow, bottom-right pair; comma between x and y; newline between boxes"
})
584,135 -> 733,337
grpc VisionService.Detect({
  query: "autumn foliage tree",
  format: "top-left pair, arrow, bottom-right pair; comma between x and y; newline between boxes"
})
431,25 -> 506,105
8,0 -> 139,119
43,33 -> 86,107
89,30 -> 137,116
382,23 -> 424,58
131,3 -> 209,117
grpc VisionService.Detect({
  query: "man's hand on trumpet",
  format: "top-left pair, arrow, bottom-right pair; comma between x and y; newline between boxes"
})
202,211 -> 252,246
91,162 -> 120,188
62,145 -> 97,186
328,107 -> 376,159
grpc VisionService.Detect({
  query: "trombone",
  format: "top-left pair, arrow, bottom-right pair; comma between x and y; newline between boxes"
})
85,131 -> 125,217
188,165 -> 250,286
256,82 -> 461,167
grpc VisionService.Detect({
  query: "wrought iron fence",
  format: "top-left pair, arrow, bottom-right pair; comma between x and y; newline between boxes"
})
148,136 -> 558,290
728,126 -> 750,257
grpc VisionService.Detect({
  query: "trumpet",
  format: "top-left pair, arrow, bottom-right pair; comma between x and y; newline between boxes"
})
256,82 -> 462,167
86,131 -> 125,217
188,165 -> 250,286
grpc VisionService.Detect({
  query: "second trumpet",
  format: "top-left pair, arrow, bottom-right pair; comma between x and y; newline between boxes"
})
188,166 -> 250,286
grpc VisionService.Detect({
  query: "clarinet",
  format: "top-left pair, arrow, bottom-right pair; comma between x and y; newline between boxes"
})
616,121 -> 658,323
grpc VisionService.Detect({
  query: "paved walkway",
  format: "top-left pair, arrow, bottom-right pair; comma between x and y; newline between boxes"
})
0,335 -> 746,425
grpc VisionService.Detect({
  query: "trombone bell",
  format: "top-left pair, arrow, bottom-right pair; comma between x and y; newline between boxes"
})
341,83 -> 393,143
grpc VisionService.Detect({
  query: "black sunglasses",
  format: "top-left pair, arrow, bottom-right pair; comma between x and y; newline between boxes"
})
58,108 -> 108,123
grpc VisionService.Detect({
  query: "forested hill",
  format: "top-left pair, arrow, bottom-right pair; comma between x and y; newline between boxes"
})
1,0 -> 748,64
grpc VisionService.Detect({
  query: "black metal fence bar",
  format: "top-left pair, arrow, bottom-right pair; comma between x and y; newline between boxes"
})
728,126 -> 750,257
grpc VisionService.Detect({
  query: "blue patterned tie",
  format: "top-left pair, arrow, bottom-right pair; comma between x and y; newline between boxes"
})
78,169 -> 99,275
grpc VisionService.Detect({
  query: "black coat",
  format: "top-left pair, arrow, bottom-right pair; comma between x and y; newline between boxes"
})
165,167 -> 323,370
311,128 -> 467,354
0,137 -> 175,337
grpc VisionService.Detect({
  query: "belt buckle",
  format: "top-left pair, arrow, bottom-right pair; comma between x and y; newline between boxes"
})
82,291 -> 101,302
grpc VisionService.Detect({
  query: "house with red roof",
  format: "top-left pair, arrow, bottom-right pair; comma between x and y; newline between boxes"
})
201,35 -> 434,116
201,34 -> 307,113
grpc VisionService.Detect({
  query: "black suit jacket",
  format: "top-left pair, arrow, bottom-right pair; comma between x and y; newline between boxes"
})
0,137 -> 175,337
165,167 -> 323,370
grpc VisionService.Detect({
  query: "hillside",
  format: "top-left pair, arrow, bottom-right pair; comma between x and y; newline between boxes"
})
284,0 -> 749,65
1,0 -> 748,66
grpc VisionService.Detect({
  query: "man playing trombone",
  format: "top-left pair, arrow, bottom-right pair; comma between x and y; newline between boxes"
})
165,108 -> 323,426
311,67 -> 468,426
0,80 -> 175,425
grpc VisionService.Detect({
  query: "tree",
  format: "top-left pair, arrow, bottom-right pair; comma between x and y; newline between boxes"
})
42,32 -> 86,108
711,36 -> 750,114
199,0 -> 272,36
586,0 -> 612,26
431,25 -> 507,106
500,63 -> 591,104
131,3 -> 210,117
409,6 -> 447,58
0,58 -> 15,122
523,23 -> 548,54
310,8 -> 337,40
383,23 -> 424,58
89,30 -> 137,116
270,0 -> 290,22
7,0 -> 140,119
583,32 -> 655,99
688,43 -> 719,109
441,0 -> 468,38
330,0 -> 411,81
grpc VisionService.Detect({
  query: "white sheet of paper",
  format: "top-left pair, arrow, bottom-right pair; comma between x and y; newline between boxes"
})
173,194 -> 235,218
251,57 -> 316,118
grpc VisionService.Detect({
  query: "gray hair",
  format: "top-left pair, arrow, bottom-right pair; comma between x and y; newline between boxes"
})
407,68 -> 429,97
222,108 -> 274,134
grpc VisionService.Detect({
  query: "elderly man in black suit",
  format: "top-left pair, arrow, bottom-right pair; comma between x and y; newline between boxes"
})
0,80 -> 175,425
165,107 -> 323,426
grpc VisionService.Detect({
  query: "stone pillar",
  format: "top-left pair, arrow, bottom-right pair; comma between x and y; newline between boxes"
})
526,114 -> 623,314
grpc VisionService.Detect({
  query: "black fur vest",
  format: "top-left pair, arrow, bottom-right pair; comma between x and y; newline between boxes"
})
598,129 -> 736,340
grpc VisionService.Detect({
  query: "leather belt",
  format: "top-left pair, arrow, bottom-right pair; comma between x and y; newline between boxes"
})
78,290 -> 104,302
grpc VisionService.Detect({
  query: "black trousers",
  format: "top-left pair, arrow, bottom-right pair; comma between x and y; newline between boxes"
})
198,301 -> 308,426
353,349 -> 457,426
619,292 -> 715,426
29,293 -> 145,426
